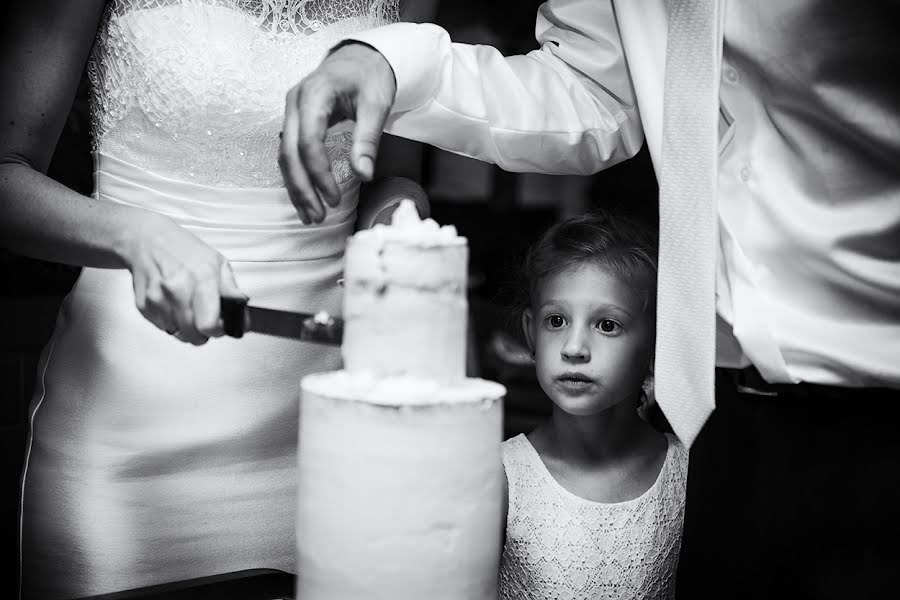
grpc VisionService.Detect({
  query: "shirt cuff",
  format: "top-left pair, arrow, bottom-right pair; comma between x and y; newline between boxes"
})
339,22 -> 446,114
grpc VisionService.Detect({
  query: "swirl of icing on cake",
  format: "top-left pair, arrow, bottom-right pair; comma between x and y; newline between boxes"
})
353,199 -> 465,246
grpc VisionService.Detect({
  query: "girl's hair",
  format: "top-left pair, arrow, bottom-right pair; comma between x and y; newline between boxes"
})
519,209 -> 659,317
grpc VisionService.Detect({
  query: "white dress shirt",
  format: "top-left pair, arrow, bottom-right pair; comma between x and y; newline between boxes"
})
348,0 -> 900,389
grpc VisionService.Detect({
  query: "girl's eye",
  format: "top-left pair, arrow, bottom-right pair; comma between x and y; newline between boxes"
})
597,319 -> 620,333
546,315 -> 566,329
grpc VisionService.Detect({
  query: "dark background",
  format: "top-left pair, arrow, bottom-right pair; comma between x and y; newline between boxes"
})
0,0 -> 658,593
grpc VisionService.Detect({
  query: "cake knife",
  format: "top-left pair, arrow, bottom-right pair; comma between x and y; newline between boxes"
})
220,297 -> 343,346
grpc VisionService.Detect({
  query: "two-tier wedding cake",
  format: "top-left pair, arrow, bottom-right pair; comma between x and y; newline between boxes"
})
297,201 -> 507,599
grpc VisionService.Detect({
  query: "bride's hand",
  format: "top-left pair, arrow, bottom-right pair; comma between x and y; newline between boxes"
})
120,212 -> 246,345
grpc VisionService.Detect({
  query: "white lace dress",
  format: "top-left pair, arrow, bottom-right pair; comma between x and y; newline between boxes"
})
499,434 -> 689,600
19,2 -> 398,598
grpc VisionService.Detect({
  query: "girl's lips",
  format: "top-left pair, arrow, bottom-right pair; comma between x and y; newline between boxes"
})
557,372 -> 592,382
555,375 -> 595,392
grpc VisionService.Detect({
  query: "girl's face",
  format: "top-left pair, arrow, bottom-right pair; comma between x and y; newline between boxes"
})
523,262 -> 655,417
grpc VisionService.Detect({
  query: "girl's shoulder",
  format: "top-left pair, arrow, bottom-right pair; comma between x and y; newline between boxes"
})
501,433 -> 531,452
664,433 -> 689,466
501,434 -> 540,475
660,432 -> 690,491
501,434 -> 550,508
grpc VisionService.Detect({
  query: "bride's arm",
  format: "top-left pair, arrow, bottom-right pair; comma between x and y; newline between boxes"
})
0,0 -> 244,343
0,0 -> 126,268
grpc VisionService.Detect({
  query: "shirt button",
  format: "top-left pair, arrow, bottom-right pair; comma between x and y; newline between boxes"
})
740,164 -> 752,182
725,67 -> 739,84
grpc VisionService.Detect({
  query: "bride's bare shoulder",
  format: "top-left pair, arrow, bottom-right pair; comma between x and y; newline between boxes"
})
0,0 -> 108,171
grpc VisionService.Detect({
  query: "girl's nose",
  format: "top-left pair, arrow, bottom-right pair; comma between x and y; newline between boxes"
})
561,330 -> 590,363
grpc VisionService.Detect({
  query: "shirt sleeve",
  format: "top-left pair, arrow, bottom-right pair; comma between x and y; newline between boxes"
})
345,0 -> 644,175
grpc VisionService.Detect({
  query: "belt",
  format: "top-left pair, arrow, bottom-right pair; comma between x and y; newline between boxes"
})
716,366 -> 895,401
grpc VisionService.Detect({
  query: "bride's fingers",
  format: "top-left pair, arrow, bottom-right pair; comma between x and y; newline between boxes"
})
134,275 -> 175,335
162,269 -> 209,346
171,310 -> 207,346
168,301 -> 208,346
280,86 -> 321,224
192,266 -> 225,339
136,276 -> 200,345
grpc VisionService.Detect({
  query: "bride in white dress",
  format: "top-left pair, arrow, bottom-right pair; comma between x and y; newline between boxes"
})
0,1 -> 434,597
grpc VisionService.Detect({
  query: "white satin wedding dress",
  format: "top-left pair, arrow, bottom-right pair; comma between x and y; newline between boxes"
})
19,2 -> 399,598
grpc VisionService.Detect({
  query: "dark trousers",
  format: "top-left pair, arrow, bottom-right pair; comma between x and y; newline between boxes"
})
675,369 -> 900,599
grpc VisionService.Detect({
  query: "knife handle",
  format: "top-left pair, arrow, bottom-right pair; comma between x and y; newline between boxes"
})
221,296 -> 248,338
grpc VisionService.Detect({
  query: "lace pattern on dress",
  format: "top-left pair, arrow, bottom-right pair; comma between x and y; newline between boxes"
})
88,0 -> 400,187
499,434 -> 689,600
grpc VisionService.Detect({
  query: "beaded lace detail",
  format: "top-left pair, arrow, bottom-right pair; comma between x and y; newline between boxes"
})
88,0 -> 400,187
499,434 -> 688,600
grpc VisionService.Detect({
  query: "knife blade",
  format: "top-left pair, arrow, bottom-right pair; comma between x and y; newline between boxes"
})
220,296 -> 343,346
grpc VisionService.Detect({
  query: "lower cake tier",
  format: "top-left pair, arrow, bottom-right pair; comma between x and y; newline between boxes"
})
297,371 -> 507,600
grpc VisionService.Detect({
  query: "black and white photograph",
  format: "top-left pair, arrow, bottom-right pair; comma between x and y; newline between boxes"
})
1,1 -> 898,598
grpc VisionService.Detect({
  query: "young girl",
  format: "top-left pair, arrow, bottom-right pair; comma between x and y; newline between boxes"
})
499,210 -> 688,600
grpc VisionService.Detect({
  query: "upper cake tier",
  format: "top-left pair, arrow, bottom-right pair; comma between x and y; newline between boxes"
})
341,200 -> 468,382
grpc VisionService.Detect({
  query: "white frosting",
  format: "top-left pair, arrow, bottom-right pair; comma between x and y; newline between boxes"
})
297,380 -> 504,600
341,199 -> 469,381
301,370 -> 506,407
352,199 -> 465,246
298,200 -> 506,600
312,310 -> 333,325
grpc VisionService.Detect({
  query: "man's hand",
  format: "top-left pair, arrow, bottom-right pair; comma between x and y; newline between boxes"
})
279,42 -> 397,224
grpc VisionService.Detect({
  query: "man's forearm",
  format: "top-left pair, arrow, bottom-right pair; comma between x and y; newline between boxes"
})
343,1 -> 644,176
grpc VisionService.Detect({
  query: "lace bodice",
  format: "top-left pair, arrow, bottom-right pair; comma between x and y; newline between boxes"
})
88,0 -> 400,187
499,434 -> 688,600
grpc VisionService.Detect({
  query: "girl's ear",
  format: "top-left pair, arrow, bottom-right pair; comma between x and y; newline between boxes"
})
521,308 -> 536,356
641,350 -> 656,407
